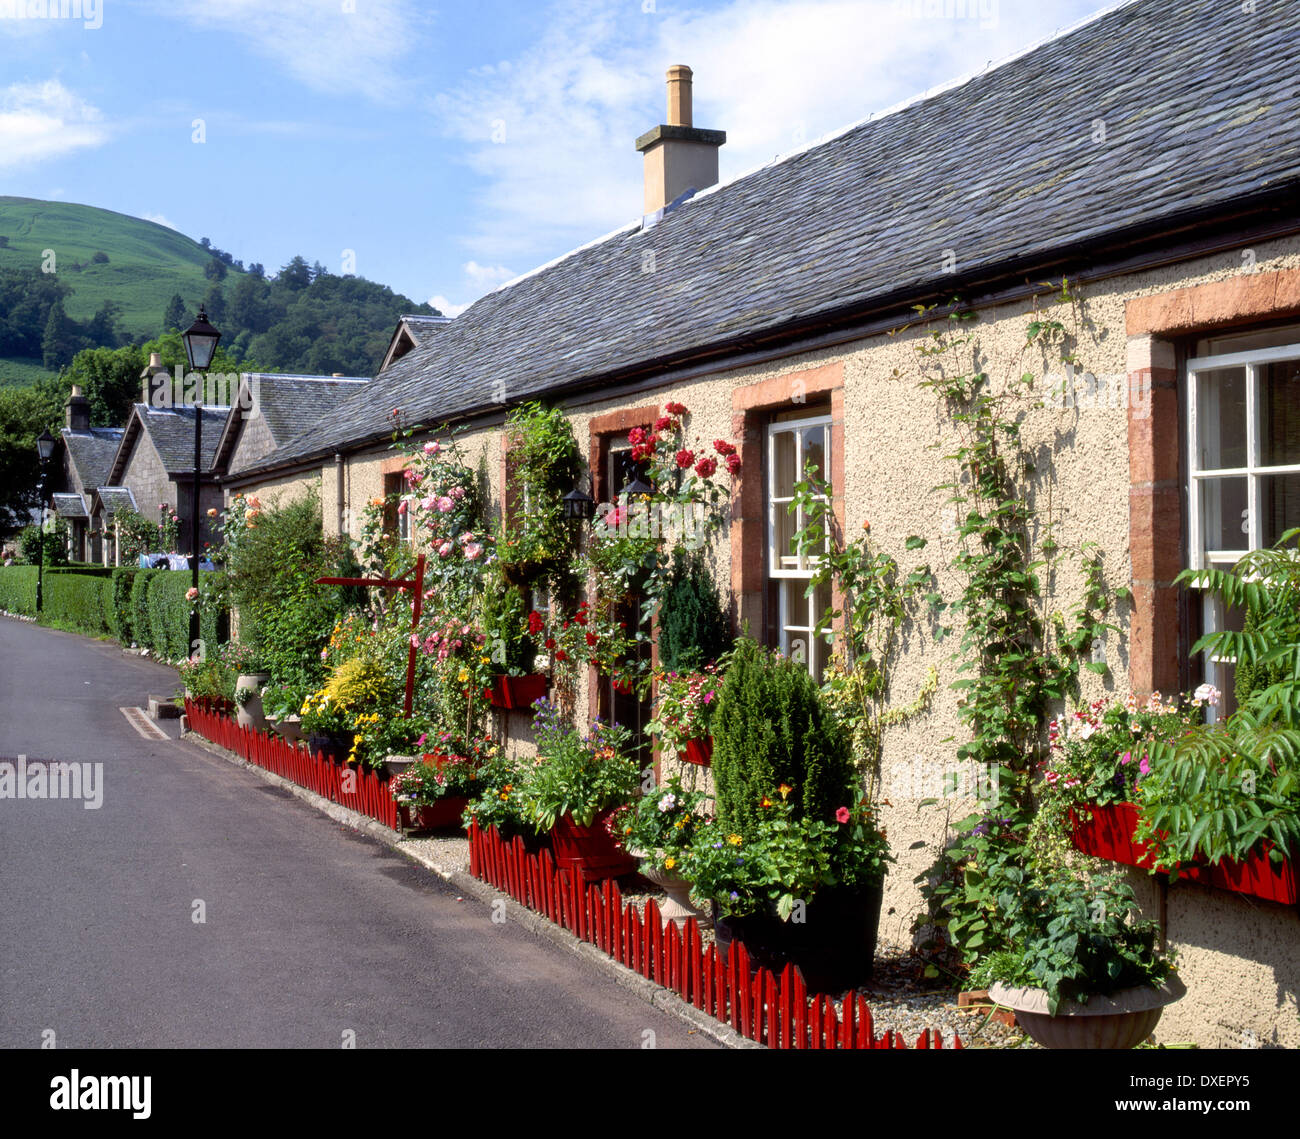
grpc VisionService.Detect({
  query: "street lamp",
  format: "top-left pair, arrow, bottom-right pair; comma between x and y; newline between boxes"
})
562,485 -> 596,522
181,306 -> 220,651
34,429 -> 55,614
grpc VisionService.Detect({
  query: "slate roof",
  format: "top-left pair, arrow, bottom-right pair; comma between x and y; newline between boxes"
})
132,405 -> 231,474
61,427 -> 124,493
94,487 -> 137,516
51,493 -> 88,519
400,315 -> 452,336
249,0 -> 1300,476
242,374 -> 370,449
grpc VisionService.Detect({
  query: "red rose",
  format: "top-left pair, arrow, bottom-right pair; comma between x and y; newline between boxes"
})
527,611 -> 544,635
713,439 -> 736,456
555,650 -> 568,662
627,427 -> 646,445
545,638 -> 556,650
585,631 -> 598,647
665,401 -> 687,416
645,432 -> 660,449
654,416 -> 672,432
694,456 -> 717,478
630,445 -> 648,462
675,448 -> 695,469
725,453 -> 742,475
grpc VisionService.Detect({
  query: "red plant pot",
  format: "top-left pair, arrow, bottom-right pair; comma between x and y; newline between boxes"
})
1069,802 -> 1160,870
550,809 -> 639,883
487,674 -> 548,710
683,736 -> 713,767
397,796 -> 469,834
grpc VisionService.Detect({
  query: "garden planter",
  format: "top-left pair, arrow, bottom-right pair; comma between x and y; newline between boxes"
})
235,672 -> 271,731
988,975 -> 1186,1049
712,882 -> 884,993
307,731 -> 352,763
397,796 -> 469,836
487,673 -> 548,710
683,737 -> 712,767
385,755 -> 418,779
638,860 -> 711,927
271,715 -> 302,743
551,810 -> 639,883
1070,802 -> 1298,905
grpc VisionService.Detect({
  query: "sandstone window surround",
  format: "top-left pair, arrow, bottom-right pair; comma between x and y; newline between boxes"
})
731,362 -> 846,670
1125,267 -> 1300,699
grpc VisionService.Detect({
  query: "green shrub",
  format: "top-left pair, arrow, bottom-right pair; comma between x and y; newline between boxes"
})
0,566 -> 38,614
131,569 -> 158,650
42,574 -> 112,636
657,549 -> 732,671
711,638 -> 855,836
110,568 -> 137,643
140,572 -> 225,662
18,522 -> 69,566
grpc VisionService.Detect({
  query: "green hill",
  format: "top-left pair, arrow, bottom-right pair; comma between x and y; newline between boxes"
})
0,196 -> 238,347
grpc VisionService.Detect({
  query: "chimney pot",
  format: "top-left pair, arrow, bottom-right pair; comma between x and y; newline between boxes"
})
666,64 -> 693,127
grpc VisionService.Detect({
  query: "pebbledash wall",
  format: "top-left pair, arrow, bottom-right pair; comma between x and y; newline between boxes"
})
229,236 -> 1300,1048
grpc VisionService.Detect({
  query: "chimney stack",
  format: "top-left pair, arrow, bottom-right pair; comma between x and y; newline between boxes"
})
636,65 -> 726,216
141,351 -> 166,405
65,385 -> 90,432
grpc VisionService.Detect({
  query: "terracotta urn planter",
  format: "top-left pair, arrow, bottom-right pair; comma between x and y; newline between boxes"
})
234,672 -> 271,731
988,975 -> 1187,1049
637,858 -> 712,927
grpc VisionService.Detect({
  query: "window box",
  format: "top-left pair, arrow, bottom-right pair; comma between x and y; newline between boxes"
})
487,673 -> 548,710
550,810 -> 639,883
683,736 -> 713,767
1069,801 -> 1298,906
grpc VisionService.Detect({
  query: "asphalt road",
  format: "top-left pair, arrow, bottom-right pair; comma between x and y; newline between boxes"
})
0,617 -> 714,1049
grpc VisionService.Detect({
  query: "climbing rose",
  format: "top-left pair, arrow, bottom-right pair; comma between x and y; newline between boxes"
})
436,496 -> 453,513
655,416 -> 672,432
713,439 -> 736,456
464,542 -> 483,560
694,456 -> 717,478
423,441 -> 440,454
185,587 -> 199,601
725,453 -> 742,475
665,401 -> 687,416
675,449 -> 695,469
627,427 -> 646,446
437,541 -> 453,557
527,611 -> 545,635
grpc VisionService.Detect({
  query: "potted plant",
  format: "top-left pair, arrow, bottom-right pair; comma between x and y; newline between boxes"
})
390,736 -> 491,833
606,775 -> 711,925
178,653 -> 235,708
519,700 -> 640,881
686,639 -> 891,991
261,682 -> 307,742
225,643 -> 271,730
974,868 -> 1184,1048
462,745 -> 542,847
298,689 -> 354,762
647,663 -> 724,767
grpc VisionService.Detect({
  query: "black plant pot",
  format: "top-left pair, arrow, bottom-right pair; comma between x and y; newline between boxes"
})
712,882 -> 884,993
306,731 -> 352,763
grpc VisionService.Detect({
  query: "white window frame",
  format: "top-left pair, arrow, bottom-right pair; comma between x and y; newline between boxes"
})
766,415 -> 832,677
1186,339 -> 1300,709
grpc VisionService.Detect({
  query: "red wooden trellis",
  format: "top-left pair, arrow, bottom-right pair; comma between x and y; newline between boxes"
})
315,553 -> 426,717
466,820 -> 961,1051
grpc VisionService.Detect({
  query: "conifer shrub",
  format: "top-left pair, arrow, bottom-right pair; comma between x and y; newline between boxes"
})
657,549 -> 731,672
711,638 -> 854,836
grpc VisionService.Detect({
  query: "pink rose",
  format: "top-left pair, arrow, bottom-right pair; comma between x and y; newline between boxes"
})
436,496 -> 454,513
464,543 -> 483,560
835,807 -> 851,824
437,541 -> 453,558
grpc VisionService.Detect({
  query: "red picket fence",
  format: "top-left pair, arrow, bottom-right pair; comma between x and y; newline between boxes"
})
185,699 -> 397,830
467,821 -> 959,1050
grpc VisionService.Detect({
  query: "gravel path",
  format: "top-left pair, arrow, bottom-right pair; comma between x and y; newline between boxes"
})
396,824 -> 1030,1049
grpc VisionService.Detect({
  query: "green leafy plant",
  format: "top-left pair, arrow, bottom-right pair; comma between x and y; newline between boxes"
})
656,549 -> 732,672
604,775 -> 709,874
462,745 -> 535,837
518,699 -> 640,831
646,662 -> 725,766
968,868 -> 1174,1014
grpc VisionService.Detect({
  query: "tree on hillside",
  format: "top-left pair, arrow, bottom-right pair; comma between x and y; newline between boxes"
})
0,267 -> 70,358
41,299 -> 80,370
204,257 -> 228,281
277,255 -> 312,292
85,300 -> 125,350
202,282 -> 226,326
163,293 -> 188,331
227,273 -> 272,335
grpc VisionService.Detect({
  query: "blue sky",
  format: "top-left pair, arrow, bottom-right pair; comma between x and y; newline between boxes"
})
1,0 -> 1107,316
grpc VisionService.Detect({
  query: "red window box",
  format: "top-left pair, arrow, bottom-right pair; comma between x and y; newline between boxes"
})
1069,802 -> 1298,907
487,674 -> 548,710
683,736 -> 713,767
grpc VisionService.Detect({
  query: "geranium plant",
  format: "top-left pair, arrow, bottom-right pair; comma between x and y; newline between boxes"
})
645,663 -> 723,764
605,775 -> 709,875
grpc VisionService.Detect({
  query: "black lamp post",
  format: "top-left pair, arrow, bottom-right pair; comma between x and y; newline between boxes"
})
562,486 -> 596,522
34,429 -> 55,614
181,306 -> 220,651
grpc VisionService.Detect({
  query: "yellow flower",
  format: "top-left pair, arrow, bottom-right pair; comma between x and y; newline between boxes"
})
664,857 -> 677,870
778,783 -> 792,800
727,834 -> 742,846
458,668 -> 469,682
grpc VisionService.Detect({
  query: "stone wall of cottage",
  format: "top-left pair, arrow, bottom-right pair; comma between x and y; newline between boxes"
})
232,232 -> 1300,1048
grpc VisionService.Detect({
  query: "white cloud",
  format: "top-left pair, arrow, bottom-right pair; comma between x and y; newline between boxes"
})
428,259 -> 519,317
429,295 -> 470,319
427,0 -> 1101,264
154,0 -> 423,102
0,79 -> 107,172
141,211 -> 177,230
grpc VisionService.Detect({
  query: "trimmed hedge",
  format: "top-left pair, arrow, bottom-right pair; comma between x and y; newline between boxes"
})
0,564 -> 226,659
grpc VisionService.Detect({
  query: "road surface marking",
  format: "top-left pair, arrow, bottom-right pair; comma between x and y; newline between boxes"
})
120,707 -> 168,741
